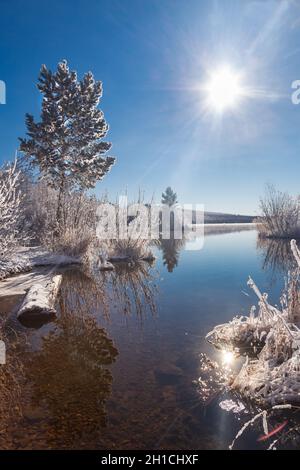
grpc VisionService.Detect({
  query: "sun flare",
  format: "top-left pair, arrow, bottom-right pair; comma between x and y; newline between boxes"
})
205,66 -> 243,113
221,350 -> 235,366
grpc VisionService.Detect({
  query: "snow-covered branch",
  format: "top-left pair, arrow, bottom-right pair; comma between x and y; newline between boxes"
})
291,239 -> 300,268
0,159 -> 25,260
206,239 -> 300,408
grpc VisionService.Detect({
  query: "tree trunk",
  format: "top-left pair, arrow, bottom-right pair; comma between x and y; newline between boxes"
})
17,274 -> 62,321
56,179 -> 65,232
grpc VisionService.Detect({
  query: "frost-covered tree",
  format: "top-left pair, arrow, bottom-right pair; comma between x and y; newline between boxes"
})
161,187 -> 178,207
0,159 -> 24,259
19,60 -> 115,225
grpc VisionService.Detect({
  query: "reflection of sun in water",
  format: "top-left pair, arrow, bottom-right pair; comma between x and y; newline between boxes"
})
204,65 -> 244,113
221,350 -> 235,366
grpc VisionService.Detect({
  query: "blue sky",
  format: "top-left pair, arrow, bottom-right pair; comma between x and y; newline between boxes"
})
1,0 -> 300,214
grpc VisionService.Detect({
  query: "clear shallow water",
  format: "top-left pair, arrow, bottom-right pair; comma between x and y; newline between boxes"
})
0,227 -> 298,450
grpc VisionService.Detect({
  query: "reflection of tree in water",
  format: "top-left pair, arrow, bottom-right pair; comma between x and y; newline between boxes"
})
0,260 -> 158,448
155,236 -> 185,272
257,237 -> 296,282
23,261 -> 157,444
25,280 -> 118,446
0,325 -> 25,448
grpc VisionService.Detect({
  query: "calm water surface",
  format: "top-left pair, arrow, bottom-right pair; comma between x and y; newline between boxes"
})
0,227 -> 297,450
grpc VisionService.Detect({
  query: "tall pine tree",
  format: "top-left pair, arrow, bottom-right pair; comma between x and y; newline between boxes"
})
19,60 -> 115,224
161,187 -> 178,206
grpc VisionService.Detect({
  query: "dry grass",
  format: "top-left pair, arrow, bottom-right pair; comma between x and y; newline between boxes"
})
258,185 -> 300,239
109,237 -> 153,261
24,180 -> 98,257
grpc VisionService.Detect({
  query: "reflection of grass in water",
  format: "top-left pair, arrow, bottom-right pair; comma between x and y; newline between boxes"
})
59,268 -> 110,319
64,257 -> 158,319
257,237 -> 296,282
109,262 -> 158,317
59,261 -> 158,320
89,261 -> 158,318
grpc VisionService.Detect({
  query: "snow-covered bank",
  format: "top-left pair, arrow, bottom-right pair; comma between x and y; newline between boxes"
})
206,239 -> 300,407
0,268 -> 58,297
0,256 -> 32,281
0,246 -> 81,282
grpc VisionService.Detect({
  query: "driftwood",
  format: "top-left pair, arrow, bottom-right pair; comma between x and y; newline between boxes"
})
17,274 -> 62,322
291,239 -> 300,267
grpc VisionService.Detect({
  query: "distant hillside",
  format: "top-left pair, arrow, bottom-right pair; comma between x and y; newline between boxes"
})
203,211 -> 255,224
176,208 -> 256,224
186,209 -> 255,224
128,207 -> 256,225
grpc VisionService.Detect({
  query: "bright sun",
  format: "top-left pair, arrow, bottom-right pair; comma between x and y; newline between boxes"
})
205,66 -> 243,113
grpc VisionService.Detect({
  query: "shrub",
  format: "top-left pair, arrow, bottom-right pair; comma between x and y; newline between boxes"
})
0,159 -> 29,260
258,185 -> 300,239
24,180 -> 98,257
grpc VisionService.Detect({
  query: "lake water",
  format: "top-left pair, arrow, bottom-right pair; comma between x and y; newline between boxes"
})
0,227 -> 298,450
